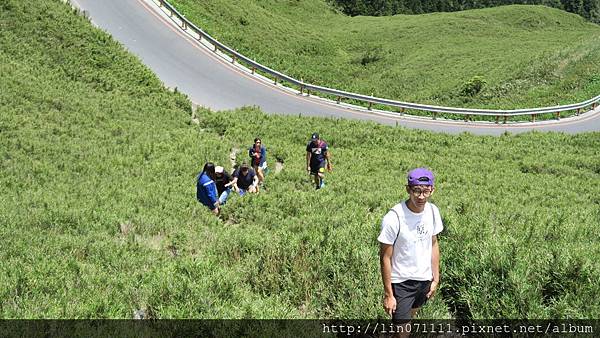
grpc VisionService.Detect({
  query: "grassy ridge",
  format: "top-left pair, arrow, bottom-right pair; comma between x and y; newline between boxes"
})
169,0 -> 600,110
2,0 -> 600,320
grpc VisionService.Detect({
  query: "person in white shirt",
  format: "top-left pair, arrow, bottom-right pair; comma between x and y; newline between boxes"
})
378,168 -> 443,328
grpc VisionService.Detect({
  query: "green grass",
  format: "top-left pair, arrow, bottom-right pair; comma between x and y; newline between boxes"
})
2,0 -> 600,320
169,0 -> 600,111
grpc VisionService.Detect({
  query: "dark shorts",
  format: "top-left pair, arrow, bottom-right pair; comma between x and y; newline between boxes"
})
310,161 -> 326,175
392,280 -> 432,323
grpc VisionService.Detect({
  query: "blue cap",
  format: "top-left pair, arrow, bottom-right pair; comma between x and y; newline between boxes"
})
407,168 -> 434,186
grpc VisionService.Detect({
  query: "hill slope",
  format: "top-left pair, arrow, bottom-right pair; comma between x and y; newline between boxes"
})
170,0 -> 600,109
1,0 -> 600,320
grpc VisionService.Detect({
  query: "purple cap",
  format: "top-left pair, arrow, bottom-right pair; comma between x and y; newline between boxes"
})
407,168 -> 434,186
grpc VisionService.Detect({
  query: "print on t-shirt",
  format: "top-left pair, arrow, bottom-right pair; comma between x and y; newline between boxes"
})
416,221 -> 429,241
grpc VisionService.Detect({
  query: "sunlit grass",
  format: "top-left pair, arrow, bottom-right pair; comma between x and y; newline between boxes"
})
1,0 -> 599,319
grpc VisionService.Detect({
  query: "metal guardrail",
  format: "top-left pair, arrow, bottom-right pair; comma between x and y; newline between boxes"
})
156,0 -> 600,123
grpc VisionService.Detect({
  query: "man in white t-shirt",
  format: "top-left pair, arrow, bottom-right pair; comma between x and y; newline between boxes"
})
378,167 -> 443,326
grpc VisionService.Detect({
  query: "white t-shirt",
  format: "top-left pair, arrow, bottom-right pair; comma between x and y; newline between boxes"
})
377,201 -> 443,283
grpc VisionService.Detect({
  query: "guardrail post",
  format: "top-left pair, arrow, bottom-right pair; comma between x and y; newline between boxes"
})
197,34 -> 202,42
336,96 -> 341,104
495,116 -> 500,124
158,0 -> 163,7
231,55 -> 236,64
464,114 -> 469,122
274,78 -> 278,85
576,108 -> 581,116
593,102 -> 598,110
251,67 -> 256,74
433,112 -> 437,120
531,114 -> 535,123
307,89 -> 310,97
213,44 -> 217,52
182,21 -> 187,30
555,112 -> 560,120
399,108 -> 404,116
368,102 -> 373,110
503,116 -> 508,124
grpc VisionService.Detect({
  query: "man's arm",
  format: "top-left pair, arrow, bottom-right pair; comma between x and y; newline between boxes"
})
379,243 -> 396,316
230,177 -> 239,191
306,151 -> 311,172
325,150 -> 332,172
427,235 -> 440,298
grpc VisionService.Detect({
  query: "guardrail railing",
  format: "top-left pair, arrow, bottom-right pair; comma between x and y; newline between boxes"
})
156,0 -> 600,123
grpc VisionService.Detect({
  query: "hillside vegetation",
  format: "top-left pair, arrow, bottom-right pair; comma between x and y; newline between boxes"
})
170,0 -> 600,111
329,0 -> 600,24
1,0 -> 600,320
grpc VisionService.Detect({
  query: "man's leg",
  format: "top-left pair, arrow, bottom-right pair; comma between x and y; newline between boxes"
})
409,280 -> 432,317
317,167 -> 325,189
391,281 -> 420,338
256,167 -> 265,184
219,188 -> 231,205
313,173 -> 320,189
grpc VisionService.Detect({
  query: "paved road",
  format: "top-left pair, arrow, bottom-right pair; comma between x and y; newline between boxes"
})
71,0 -> 600,135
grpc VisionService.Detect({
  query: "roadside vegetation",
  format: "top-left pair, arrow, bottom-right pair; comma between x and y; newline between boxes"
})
1,0 -> 600,320
169,0 -> 600,112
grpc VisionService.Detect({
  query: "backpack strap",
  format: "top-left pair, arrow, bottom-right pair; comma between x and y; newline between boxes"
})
430,203 -> 436,229
389,207 -> 404,246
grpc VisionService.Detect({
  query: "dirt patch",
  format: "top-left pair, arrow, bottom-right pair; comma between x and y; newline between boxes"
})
275,161 -> 284,174
142,233 -> 165,251
119,221 -> 134,235
191,104 -> 200,124
229,147 -> 239,171
167,244 -> 179,257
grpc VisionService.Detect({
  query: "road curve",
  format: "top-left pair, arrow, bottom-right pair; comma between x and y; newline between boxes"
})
71,0 -> 600,135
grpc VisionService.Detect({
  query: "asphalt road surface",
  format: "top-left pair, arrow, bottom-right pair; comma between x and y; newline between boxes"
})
71,0 -> 600,135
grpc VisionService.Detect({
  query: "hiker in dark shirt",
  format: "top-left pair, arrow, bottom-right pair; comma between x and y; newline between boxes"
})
232,163 -> 258,196
306,132 -> 332,189
215,166 -> 234,205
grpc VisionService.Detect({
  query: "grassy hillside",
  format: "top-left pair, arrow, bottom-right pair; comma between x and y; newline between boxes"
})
169,0 -> 600,110
1,0 -> 600,321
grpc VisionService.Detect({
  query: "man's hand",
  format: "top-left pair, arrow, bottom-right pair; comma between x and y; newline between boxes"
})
383,295 -> 397,316
426,281 -> 438,299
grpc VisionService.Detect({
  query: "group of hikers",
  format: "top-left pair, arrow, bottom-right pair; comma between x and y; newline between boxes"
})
196,132 -> 442,330
196,133 -> 332,215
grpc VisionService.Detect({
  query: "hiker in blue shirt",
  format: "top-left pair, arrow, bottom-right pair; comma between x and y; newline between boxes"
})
249,137 -> 267,187
196,162 -> 220,215
306,132 -> 332,189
